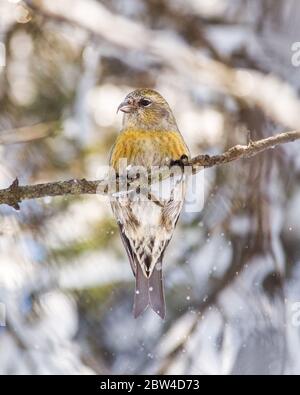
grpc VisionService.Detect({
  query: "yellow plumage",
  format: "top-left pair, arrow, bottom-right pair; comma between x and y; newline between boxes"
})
111,129 -> 189,170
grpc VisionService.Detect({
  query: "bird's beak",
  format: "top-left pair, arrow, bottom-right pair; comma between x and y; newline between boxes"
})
117,100 -> 136,114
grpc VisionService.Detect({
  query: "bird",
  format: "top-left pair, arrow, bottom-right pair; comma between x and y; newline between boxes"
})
110,88 -> 190,319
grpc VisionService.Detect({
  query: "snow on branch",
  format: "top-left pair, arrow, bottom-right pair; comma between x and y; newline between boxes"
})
0,130 -> 299,210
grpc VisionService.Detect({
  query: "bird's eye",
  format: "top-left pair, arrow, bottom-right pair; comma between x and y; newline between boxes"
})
139,98 -> 152,107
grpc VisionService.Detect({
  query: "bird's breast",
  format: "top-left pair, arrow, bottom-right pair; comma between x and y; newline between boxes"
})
110,129 -> 189,170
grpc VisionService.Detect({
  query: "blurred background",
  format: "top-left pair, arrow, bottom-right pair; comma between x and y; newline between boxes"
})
0,0 -> 300,375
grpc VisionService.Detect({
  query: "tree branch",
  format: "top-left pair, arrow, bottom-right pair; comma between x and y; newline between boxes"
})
0,130 -> 299,210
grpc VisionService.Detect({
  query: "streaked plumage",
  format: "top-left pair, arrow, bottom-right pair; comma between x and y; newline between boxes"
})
110,89 -> 190,319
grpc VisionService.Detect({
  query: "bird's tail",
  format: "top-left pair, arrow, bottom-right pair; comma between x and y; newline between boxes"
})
133,262 -> 165,319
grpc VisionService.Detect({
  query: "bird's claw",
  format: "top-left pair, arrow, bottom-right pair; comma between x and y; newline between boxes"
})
170,154 -> 189,169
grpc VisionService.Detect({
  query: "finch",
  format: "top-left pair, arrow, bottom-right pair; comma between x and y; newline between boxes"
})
110,88 -> 190,319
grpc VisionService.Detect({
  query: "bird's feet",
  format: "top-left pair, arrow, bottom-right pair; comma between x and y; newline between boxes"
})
170,154 -> 189,169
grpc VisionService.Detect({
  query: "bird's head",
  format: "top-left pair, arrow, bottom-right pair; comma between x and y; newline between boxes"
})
117,88 -> 178,131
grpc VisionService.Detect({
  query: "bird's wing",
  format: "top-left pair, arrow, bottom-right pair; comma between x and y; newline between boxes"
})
111,177 -> 186,278
111,173 -> 187,319
112,194 -> 179,320
111,201 -> 137,276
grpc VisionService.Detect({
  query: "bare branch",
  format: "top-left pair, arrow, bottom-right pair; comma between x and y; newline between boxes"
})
0,130 -> 299,210
190,130 -> 300,167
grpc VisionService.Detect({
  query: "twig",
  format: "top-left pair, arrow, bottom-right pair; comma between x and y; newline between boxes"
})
0,130 -> 299,210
